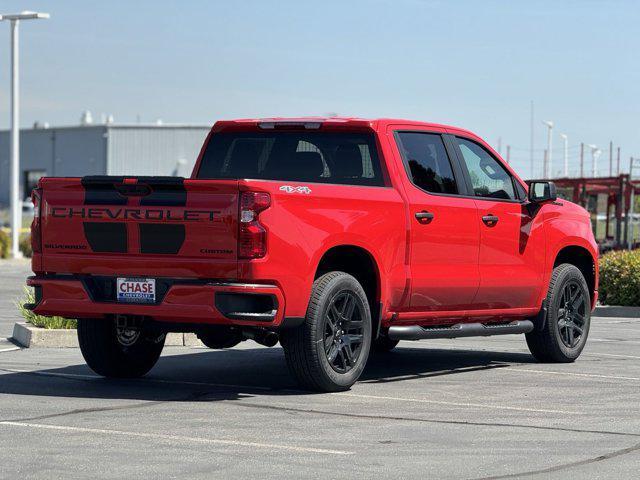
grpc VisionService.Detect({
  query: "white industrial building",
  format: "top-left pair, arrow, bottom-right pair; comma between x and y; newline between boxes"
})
0,123 -> 211,205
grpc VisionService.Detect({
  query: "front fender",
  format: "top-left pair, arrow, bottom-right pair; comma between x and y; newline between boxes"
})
537,205 -> 598,309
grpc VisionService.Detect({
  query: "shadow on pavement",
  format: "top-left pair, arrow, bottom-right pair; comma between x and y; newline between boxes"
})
361,346 -> 535,384
0,345 -> 536,402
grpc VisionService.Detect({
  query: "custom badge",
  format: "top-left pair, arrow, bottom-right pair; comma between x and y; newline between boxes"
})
279,185 -> 312,194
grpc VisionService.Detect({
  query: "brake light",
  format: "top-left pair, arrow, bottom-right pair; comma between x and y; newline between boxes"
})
238,191 -> 270,259
31,188 -> 42,254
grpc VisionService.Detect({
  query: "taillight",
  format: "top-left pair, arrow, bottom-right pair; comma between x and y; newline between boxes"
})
31,188 -> 42,253
238,191 -> 270,259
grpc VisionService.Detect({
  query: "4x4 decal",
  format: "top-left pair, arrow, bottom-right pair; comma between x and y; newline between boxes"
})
279,185 -> 312,194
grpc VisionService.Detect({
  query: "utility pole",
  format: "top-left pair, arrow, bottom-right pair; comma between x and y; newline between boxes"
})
588,144 -> 600,177
580,143 -> 584,178
617,147 -> 621,175
0,11 -> 50,258
560,133 -> 568,177
506,145 -> 511,164
609,141 -> 613,177
542,121 -> 553,178
629,157 -> 638,249
530,101 -> 534,180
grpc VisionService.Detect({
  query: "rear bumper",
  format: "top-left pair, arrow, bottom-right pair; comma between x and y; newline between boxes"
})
27,275 -> 287,327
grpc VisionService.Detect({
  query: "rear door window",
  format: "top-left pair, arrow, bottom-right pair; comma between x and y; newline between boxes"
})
197,132 -> 384,186
395,132 -> 459,194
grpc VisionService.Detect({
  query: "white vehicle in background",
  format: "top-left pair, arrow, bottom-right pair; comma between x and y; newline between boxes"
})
21,199 -> 34,216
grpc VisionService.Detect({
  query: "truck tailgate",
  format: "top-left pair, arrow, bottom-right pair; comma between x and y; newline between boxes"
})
38,176 -> 239,278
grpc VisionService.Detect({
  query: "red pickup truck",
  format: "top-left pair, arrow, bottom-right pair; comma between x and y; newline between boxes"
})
27,117 -> 598,391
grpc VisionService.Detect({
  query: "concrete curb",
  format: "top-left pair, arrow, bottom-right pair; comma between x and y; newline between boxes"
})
11,322 -> 203,348
12,322 -> 77,348
593,305 -> 640,318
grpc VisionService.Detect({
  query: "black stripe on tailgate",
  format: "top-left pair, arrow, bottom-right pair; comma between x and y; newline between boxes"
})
83,222 -> 128,253
138,177 -> 187,206
139,223 -> 185,254
81,176 -> 128,205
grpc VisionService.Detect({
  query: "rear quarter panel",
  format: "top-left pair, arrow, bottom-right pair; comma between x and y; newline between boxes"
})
237,180 -> 407,318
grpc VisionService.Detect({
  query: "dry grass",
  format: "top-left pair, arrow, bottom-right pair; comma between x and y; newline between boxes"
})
15,287 -> 77,329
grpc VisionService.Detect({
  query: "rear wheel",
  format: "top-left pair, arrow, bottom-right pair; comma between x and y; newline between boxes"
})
281,272 -> 372,392
526,263 -> 591,363
78,317 -> 165,378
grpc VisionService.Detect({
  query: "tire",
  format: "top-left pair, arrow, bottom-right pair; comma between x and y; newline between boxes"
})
372,335 -> 399,353
280,272 -> 372,392
77,318 -> 165,378
526,263 -> 591,363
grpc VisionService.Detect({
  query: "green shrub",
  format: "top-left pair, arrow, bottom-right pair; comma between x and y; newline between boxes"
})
19,234 -> 32,258
599,249 -> 640,306
0,229 -> 9,259
15,287 -> 77,329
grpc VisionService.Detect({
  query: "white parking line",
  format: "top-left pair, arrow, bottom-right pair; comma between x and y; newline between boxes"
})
333,393 -> 581,415
406,343 -> 640,360
590,338 -> 640,344
593,320 -> 639,324
591,326 -> 640,333
502,368 -> 640,381
0,337 -> 21,353
0,421 -> 353,455
0,347 -> 20,353
1,370 -> 98,380
590,352 -> 640,360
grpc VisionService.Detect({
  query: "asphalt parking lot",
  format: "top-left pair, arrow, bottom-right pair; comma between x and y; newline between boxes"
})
0,261 -> 639,479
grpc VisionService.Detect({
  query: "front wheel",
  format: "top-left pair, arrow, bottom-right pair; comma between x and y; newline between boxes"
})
281,272 -> 372,392
78,318 -> 165,378
526,263 -> 591,363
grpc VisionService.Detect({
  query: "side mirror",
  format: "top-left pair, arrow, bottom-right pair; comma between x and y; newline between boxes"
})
528,181 -> 557,203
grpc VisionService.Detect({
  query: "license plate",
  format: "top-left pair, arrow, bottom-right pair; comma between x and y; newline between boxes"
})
116,278 -> 156,303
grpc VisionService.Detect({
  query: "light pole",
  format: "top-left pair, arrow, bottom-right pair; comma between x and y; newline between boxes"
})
0,11 -> 49,258
542,120 -> 553,178
629,157 -> 639,249
588,144 -> 601,177
560,133 -> 568,177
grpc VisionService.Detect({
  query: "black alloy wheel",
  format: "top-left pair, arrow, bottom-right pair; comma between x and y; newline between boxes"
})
324,291 -> 365,373
557,280 -> 588,348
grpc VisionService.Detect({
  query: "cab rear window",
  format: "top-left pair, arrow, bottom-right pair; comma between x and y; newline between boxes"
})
196,131 -> 384,186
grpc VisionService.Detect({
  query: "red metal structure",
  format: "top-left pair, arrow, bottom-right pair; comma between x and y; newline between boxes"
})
535,175 -> 640,251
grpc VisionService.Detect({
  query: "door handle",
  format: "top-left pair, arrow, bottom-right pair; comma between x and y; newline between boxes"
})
482,214 -> 499,226
415,211 -> 434,223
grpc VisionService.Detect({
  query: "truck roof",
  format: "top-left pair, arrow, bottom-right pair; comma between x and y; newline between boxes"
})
212,117 -> 476,136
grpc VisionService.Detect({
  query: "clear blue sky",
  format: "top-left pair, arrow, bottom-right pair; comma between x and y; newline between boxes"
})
0,0 -> 638,179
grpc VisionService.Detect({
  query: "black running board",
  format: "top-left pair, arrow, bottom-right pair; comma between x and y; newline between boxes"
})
388,320 -> 534,341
